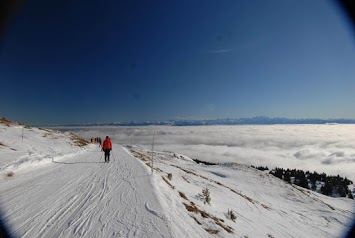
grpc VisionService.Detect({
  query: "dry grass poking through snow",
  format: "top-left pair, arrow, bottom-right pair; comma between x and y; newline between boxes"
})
0,117 -> 30,128
128,147 -> 235,235
162,176 -> 175,189
0,117 -> 15,127
178,191 -> 188,200
69,133 -> 89,147
182,201 -> 233,234
172,165 -> 260,206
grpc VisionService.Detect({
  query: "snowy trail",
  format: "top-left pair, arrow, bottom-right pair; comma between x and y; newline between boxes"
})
0,144 -> 172,238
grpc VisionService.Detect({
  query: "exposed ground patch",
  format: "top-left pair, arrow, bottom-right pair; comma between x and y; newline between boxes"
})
182,201 -> 233,233
0,117 -> 15,127
5,171 -> 14,178
162,176 -> 175,189
69,133 -> 89,147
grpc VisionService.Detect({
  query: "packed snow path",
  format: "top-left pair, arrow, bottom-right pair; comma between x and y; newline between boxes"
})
0,144 -> 172,238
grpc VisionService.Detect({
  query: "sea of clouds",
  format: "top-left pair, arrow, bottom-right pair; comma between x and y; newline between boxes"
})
59,124 -> 355,182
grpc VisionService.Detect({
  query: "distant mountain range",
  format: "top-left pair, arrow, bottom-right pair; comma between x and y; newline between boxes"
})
45,116 -> 355,127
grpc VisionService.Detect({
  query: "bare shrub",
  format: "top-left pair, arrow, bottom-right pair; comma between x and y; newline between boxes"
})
198,187 -> 211,205
6,172 -> 14,177
227,209 -> 237,222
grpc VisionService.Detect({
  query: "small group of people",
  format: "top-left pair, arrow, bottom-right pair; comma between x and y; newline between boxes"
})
91,137 -> 102,146
101,136 -> 112,163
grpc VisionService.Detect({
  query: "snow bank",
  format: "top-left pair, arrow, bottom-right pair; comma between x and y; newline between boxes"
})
0,121 -> 88,175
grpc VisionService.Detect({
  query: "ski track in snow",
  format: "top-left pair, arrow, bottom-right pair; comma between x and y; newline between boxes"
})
0,145 -> 172,238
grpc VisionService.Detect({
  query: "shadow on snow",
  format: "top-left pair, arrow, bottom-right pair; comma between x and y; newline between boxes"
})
51,158 -> 105,164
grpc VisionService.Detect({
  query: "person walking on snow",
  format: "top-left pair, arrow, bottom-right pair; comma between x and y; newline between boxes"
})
102,136 -> 112,163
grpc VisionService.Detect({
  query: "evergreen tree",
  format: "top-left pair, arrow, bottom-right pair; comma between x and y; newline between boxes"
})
311,181 -> 317,191
337,186 -> 346,197
321,182 -> 333,196
284,173 -> 291,183
268,166 -> 354,199
296,173 -> 309,189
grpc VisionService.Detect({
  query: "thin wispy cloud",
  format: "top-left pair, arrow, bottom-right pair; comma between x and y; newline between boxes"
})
207,48 -> 234,54
205,40 -> 262,55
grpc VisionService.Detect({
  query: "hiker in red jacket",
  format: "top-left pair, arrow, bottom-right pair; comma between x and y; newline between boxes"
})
102,136 -> 112,163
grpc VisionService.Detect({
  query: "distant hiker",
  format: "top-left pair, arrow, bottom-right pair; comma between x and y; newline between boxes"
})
102,136 -> 112,162
98,137 -> 102,147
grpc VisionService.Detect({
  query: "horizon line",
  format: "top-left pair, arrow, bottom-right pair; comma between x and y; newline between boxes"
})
34,117 -> 355,127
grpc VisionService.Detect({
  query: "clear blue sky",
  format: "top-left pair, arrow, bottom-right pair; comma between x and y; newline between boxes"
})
1,0 -> 355,125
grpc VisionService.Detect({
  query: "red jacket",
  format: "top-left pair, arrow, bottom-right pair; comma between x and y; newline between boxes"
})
102,138 -> 112,150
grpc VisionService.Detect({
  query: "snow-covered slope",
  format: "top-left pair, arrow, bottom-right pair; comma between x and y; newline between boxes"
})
0,120 -> 174,237
126,145 -> 355,238
0,119 -> 354,238
0,118 -> 87,176
0,146 -> 175,238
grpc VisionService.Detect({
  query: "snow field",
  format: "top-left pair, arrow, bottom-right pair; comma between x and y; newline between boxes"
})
0,145 -> 173,238
1,122 -> 354,238
127,146 -> 355,238
0,123 -> 86,176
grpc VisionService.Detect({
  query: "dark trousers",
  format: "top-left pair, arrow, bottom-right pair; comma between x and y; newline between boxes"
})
104,149 -> 111,161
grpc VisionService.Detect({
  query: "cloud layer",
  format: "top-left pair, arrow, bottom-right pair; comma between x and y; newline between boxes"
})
63,124 -> 355,182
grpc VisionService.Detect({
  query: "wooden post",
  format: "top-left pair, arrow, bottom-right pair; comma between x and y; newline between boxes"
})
151,130 -> 155,174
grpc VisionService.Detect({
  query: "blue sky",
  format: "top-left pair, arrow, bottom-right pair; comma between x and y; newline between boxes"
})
1,0 -> 355,125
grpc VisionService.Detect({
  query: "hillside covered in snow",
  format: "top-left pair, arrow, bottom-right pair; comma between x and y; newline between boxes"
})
126,145 -> 355,238
0,118 -> 354,237
0,118 -> 88,175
